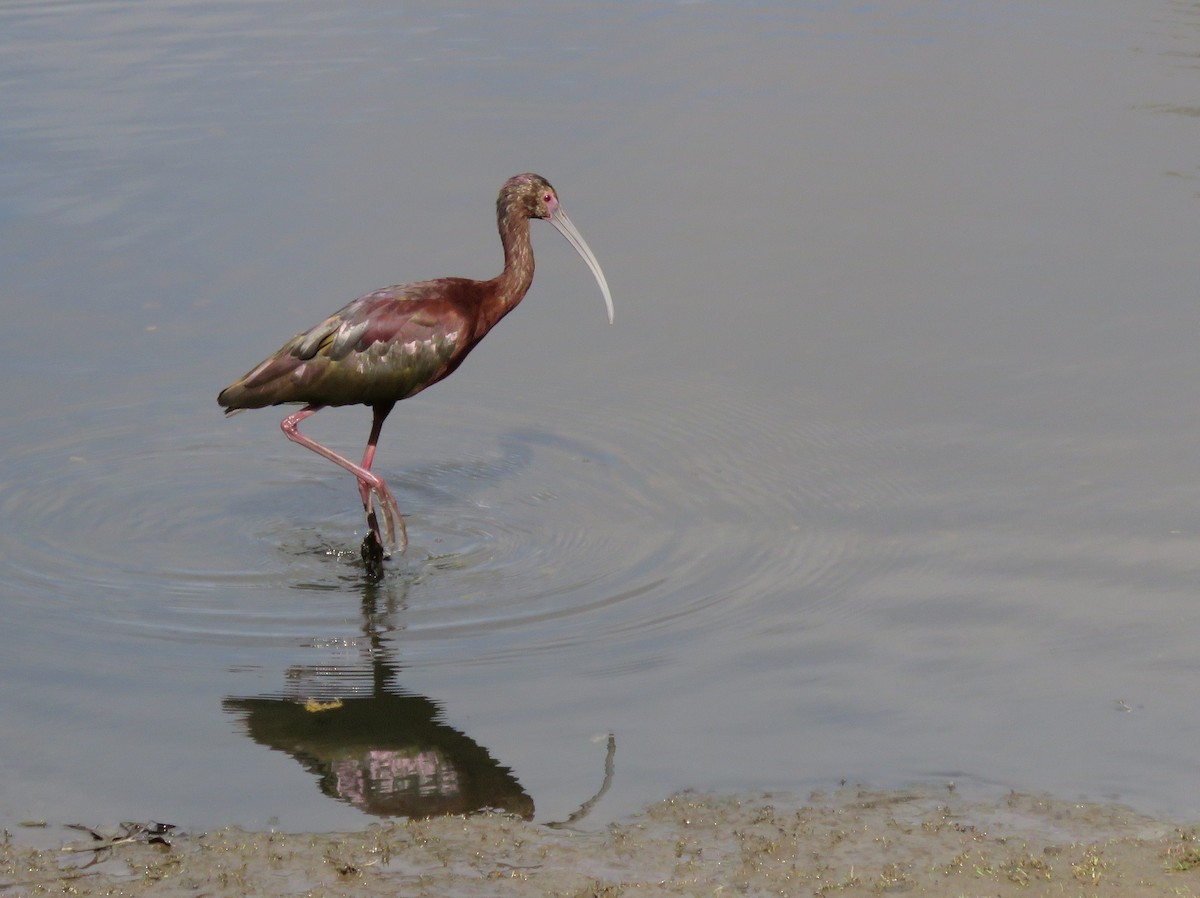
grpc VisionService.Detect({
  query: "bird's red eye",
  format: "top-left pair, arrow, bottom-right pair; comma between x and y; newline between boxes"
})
543,193 -> 552,203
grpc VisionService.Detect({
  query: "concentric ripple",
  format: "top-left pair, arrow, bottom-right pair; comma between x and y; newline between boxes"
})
0,377 -> 916,663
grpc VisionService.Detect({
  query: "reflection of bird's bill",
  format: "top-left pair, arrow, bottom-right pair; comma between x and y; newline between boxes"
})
550,208 -> 614,324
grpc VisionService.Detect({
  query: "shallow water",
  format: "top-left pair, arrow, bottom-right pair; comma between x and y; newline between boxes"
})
2,0 -> 1200,831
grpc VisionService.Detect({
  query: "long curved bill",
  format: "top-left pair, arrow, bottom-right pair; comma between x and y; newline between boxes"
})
549,207 -> 615,324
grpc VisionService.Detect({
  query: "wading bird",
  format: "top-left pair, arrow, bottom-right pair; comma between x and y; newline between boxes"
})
218,173 -> 613,560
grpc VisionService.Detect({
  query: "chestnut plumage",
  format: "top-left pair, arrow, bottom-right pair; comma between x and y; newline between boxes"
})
218,174 -> 613,557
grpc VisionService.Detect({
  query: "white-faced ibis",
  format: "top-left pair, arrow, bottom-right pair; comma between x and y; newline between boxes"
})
218,173 -> 613,560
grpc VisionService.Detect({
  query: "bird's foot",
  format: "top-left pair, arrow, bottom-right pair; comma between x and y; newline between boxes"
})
361,525 -> 385,580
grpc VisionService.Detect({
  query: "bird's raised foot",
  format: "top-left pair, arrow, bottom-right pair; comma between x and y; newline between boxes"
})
365,483 -> 407,555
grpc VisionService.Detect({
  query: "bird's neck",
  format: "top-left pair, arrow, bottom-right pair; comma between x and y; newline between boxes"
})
481,210 -> 535,332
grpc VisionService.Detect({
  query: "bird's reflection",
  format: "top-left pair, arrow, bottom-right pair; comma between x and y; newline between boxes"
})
223,578 -> 534,819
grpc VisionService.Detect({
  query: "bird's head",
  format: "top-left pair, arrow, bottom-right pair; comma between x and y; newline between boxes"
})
498,173 -> 614,324
500,173 -> 559,220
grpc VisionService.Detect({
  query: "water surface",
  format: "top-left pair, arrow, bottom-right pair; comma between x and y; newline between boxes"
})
2,0 -> 1200,830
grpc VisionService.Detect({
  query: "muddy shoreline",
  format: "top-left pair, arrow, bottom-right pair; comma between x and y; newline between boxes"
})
4,786 -> 1199,896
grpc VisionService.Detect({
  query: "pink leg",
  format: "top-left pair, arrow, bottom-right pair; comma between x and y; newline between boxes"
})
355,407 -> 385,511
280,404 -> 406,553
357,402 -> 406,550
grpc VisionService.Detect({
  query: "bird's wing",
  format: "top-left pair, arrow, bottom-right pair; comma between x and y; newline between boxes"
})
222,280 -> 477,409
290,284 -> 472,362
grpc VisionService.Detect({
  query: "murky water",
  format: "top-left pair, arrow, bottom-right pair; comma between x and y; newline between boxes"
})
2,0 -> 1200,832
